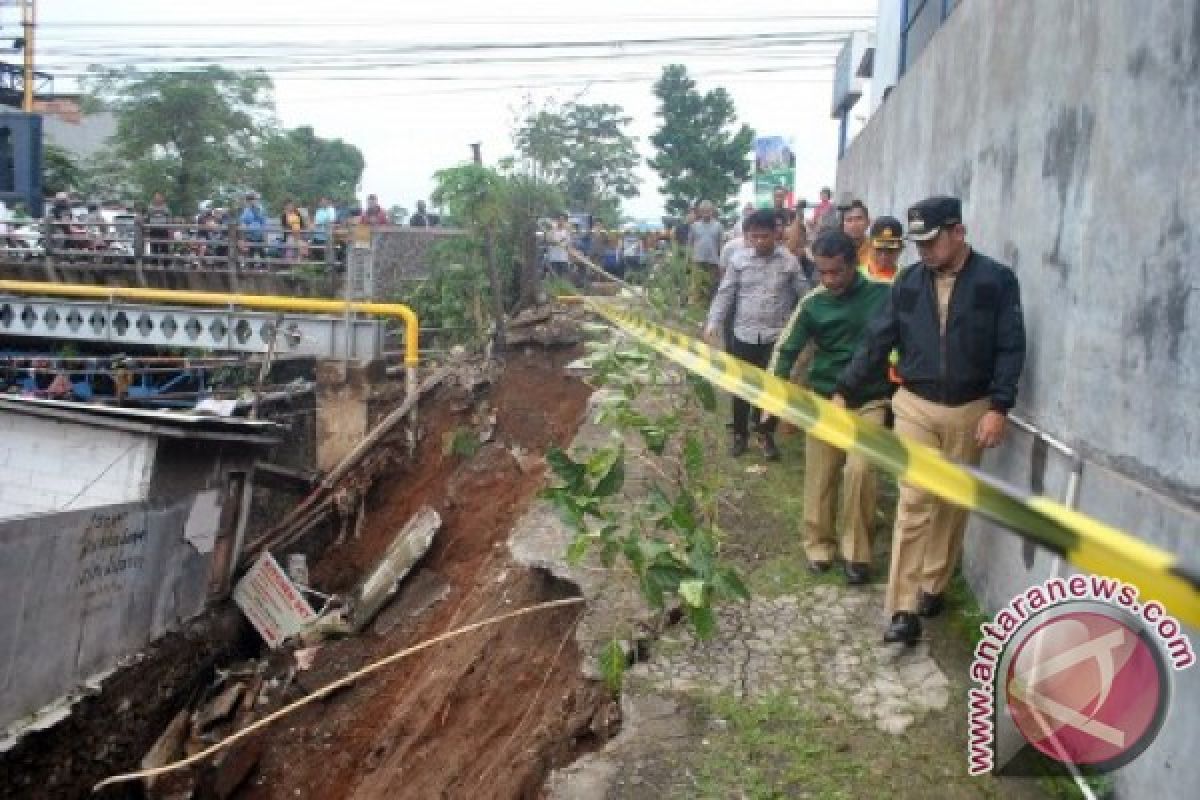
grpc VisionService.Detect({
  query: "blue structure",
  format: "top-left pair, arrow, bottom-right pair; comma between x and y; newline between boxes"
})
0,111 -> 42,217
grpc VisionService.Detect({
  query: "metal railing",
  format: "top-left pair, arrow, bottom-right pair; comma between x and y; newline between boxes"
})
0,280 -> 421,398
1,217 -> 351,278
1007,414 -> 1084,582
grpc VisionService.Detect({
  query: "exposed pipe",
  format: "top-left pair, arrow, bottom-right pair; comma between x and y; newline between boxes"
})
0,279 -> 420,399
1008,414 -> 1084,582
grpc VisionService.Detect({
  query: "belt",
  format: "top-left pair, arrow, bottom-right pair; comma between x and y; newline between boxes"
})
903,381 -> 989,408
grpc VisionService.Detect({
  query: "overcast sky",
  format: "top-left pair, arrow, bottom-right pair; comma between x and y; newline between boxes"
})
31,0 -> 875,219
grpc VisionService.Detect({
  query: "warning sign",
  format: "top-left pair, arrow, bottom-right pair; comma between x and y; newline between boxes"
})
233,552 -> 317,648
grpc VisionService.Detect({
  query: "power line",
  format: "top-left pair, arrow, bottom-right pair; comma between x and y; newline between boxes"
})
276,64 -> 838,99
38,29 -> 859,56
42,52 -> 839,78
39,14 -> 874,29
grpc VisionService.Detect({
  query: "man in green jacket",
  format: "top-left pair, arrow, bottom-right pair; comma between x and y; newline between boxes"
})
768,230 -> 892,585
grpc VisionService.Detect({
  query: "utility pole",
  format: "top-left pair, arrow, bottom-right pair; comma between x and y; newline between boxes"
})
22,0 -> 34,112
471,143 -> 506,351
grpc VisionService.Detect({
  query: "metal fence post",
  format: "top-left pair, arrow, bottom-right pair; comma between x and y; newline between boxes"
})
229,220 -> 241,294
40,217 -> 60,282
133,218 -> 144,269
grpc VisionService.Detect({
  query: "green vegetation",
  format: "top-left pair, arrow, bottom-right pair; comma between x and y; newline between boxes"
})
513,99 -> 641,227
79,67 -> 364,212
542,336 -> 750,680
649,64 -> 756,215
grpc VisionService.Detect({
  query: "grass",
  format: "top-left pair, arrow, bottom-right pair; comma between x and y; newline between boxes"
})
656,396 -> 1061,800
675,689 -> 1036,800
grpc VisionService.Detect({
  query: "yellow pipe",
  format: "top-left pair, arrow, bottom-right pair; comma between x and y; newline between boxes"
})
0,280 -> 419,367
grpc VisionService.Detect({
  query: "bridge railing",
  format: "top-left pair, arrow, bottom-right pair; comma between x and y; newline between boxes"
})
2,216 -> 350,279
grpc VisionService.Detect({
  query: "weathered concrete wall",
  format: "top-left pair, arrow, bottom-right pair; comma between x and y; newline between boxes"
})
0,499 -> 219,729
837,1 -> 1199,794
0,413 -> 156,519
370,226 -> 467,299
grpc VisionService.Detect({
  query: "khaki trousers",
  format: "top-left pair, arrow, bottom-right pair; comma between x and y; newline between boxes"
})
885,388 -> 990,614
803,399 -> 888,565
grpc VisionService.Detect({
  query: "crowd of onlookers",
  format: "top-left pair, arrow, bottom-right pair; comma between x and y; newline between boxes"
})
1,190 -> 440,269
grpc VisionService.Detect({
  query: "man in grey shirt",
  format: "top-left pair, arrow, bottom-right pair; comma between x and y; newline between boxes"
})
704,209 -> 810,459
688,200 -> 724,304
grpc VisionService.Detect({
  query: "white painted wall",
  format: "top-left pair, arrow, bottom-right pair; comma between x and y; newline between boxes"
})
0,414 -> 157,520
870,0 -> 904,114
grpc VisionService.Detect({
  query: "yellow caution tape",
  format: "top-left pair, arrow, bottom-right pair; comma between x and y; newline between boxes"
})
588,302 -> 1200,628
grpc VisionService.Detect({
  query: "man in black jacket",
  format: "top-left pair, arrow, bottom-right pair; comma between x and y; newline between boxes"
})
834,196 -> 1026,645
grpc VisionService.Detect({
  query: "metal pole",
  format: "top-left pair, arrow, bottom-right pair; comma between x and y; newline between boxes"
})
22,0 -> 34,113
1008,414 -> 1084,581
250,313 -> 284,420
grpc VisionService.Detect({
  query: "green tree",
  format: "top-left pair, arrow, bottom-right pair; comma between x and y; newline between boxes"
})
649,65 -> 755,215
251,125 -> 365,210
84,66 -> 274,214
430,162 -> 563,312
43,143 -> 82,195
514,100 -> 639,227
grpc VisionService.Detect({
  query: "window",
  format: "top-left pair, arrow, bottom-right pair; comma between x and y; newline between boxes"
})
900,0 -> 962,75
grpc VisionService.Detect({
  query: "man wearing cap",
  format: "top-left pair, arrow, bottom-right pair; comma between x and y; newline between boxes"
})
834,196 -> 1025,645
769,229 -> 892,585
863,216 -> 904,281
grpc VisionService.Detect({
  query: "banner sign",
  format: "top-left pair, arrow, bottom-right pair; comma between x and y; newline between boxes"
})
753,136 -> 797,209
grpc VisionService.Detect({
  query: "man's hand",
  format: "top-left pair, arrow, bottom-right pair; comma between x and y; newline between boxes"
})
830,393 -> 847,409
976,410 -> 1007,448
702,325 -> 719,345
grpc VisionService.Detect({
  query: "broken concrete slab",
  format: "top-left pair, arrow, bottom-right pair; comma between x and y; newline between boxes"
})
509,305 -> 554,328
370,569 -> 451,637
348,506 -> 441,633
140,709 -> 189,792
193,683 -> 245,732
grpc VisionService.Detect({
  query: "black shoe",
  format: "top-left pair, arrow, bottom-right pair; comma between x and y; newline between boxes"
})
844,562 -> 870,586
917,591 -> 945,618
883,612 -> 921,645
807,560 -> 832,575
730,434 -> 748,458
761,433 -> 780,461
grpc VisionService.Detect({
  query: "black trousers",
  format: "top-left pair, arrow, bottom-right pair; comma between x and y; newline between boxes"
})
728,336 -> 779,437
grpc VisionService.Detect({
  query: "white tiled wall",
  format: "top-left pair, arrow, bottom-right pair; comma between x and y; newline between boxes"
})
0,413 -> 157,520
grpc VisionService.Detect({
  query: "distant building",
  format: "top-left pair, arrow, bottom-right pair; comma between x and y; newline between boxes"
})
37,94 -> 116,161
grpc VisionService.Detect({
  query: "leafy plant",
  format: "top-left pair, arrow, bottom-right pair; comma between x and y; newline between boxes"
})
442,426 -> 482,459
542,333 -> 750,667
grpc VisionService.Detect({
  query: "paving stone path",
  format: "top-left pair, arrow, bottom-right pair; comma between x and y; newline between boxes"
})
628,585 -> 950,735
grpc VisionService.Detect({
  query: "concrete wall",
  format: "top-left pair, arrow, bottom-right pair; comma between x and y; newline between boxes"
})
836,0 -> 1199,795
0,499 -> 218,729
869,0 -> 903,113
43,111 -> 117,162
0,413 -> 156,520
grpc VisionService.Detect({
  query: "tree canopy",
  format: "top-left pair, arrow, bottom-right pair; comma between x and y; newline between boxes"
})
81,67 -> 363,214
252,125 -> 365,211
514,100 -> 639,227
648,65 -> 755,216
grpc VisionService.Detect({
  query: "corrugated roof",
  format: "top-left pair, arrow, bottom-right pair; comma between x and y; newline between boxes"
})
0,397 -> 280,444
